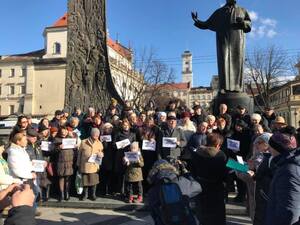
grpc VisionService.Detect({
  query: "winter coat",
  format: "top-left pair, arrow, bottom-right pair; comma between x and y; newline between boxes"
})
125,154 -> 144,182
4,206 -> 36,225
113,130 -> 136,173
53,136 -> 74,177
7,144 -> 33,179
0,157 -> 21,190
253,153 -> 272,225
265,149 -> 300,225
182,132 -> 207,162
77,138 -> 103,174
190,146 -> 227,225
158,126 -> 187,160
101,133 -> 115,171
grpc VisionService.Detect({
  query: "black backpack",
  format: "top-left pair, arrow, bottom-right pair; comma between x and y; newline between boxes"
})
158,179 -> 198,225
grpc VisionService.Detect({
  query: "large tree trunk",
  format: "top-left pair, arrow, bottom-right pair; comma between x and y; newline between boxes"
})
65,0 -> 123,112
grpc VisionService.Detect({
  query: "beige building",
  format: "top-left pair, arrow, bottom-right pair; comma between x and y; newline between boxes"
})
189,86 -> 213,109
0,14 -> 143,116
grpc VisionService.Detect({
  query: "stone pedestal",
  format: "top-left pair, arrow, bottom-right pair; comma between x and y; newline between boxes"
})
213,92 -> 253,114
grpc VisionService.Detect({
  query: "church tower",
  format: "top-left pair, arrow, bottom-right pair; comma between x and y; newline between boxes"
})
182,50 -> 193,87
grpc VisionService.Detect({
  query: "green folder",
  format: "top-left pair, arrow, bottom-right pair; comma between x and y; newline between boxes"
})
226,159 -> 249,173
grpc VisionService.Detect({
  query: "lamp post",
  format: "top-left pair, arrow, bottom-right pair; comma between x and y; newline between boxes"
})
294,110 -> 298,128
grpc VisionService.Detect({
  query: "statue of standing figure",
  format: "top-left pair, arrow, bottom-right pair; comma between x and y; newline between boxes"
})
192,0 -> 251,93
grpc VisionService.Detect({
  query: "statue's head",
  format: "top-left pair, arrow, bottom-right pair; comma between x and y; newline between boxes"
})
226,0 -> 237,5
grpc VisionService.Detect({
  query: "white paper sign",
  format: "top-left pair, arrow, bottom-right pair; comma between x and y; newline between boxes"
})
88,154 -> 102,165
32,160 -> 46,172
236,156 -> 244,165
227,139 -> 240,152
142,140 -> 156,151
62,138 -> 77,149
41,141 -> 51,151
162,137 -> 177,148
100,135 -> 112,142
125,152 -> 140,162
116,139 -> 131,149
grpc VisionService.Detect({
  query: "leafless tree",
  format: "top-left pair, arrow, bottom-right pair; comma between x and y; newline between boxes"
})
245,45 -> 290,109
117,47 -> 175,109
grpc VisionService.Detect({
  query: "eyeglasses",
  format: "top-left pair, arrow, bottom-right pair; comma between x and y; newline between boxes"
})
21,120 -> 28,124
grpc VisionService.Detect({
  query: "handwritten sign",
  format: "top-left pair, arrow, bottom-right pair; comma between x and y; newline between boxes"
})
142,140 -> 156,151
41,141 -> 51,151
62,138 -> 77,149
124,152 -> 140,162
100,135 -> 112,143
162,137 -> 177,148
88,154 -> 102,165
227,139 -> 240,152
32,160 -> 46,173
116,139 -> 131,149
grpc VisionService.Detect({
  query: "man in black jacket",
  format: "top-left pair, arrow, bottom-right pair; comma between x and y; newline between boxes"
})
0,184 -> 35,225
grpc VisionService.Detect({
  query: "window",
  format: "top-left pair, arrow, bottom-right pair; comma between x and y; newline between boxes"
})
10,69 -> 15,77
0,69 -> 2,78
19,104 -> 24,114
21,85 -> 26,94
9,105 -> 14,115
21,68 -> 27,77
9,85 -> 15,95
53,42 -> 61,55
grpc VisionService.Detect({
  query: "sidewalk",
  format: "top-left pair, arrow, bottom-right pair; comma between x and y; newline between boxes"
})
36,207 -> 252,225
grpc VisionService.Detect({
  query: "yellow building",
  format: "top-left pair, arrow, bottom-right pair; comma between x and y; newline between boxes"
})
0,14 -> 143,116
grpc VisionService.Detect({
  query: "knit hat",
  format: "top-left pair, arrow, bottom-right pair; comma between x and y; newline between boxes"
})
254,133 -> 273,145
268,132 -> 297,153
181,111 -> 191,119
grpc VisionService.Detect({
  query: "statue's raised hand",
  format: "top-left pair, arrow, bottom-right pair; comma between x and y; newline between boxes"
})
191,12 -> 199,22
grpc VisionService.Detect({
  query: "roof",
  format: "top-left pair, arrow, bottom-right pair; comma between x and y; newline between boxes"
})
49,13 -> 132,60
156,82 -> 190,91
0,49 -> 45,63
51,13 -> 67,28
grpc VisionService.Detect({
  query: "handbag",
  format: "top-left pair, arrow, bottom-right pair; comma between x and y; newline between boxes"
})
75,171 -> 83,195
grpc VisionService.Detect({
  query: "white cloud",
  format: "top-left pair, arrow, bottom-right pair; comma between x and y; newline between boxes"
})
249,11 -> 258,21
247,10 -> 278,39
266,29 -> 277,38
260,18 -> 277,27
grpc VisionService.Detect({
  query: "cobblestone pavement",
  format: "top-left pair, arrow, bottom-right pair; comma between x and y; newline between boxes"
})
36,207 -> 252,225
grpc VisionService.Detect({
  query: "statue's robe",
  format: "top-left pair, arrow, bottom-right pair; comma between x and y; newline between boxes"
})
195,4 -> 251,92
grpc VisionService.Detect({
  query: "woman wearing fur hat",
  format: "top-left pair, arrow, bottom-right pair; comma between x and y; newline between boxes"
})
265,128 -> 300,225
77,128 -> 103,201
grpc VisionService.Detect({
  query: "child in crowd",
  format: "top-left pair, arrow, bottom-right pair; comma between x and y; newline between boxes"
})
123,142 -> 144,203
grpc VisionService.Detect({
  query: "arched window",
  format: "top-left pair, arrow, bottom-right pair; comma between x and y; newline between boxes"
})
53,42 -> 61,55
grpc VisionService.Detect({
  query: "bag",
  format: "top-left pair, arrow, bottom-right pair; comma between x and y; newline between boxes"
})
46,162 -> 54,176
159,179 -> 197,225
75,172 -> 83,195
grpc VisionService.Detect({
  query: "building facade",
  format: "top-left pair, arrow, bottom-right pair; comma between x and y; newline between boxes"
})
0,14 -> 143,116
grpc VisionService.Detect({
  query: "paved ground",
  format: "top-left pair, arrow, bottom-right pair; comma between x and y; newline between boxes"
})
36,207 -> 252,225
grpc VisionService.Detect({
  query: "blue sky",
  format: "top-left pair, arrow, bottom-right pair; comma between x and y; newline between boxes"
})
0,0 -> 299,86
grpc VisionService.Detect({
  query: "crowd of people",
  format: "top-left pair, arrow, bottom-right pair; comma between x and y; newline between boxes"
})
1,98 -> 300,225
